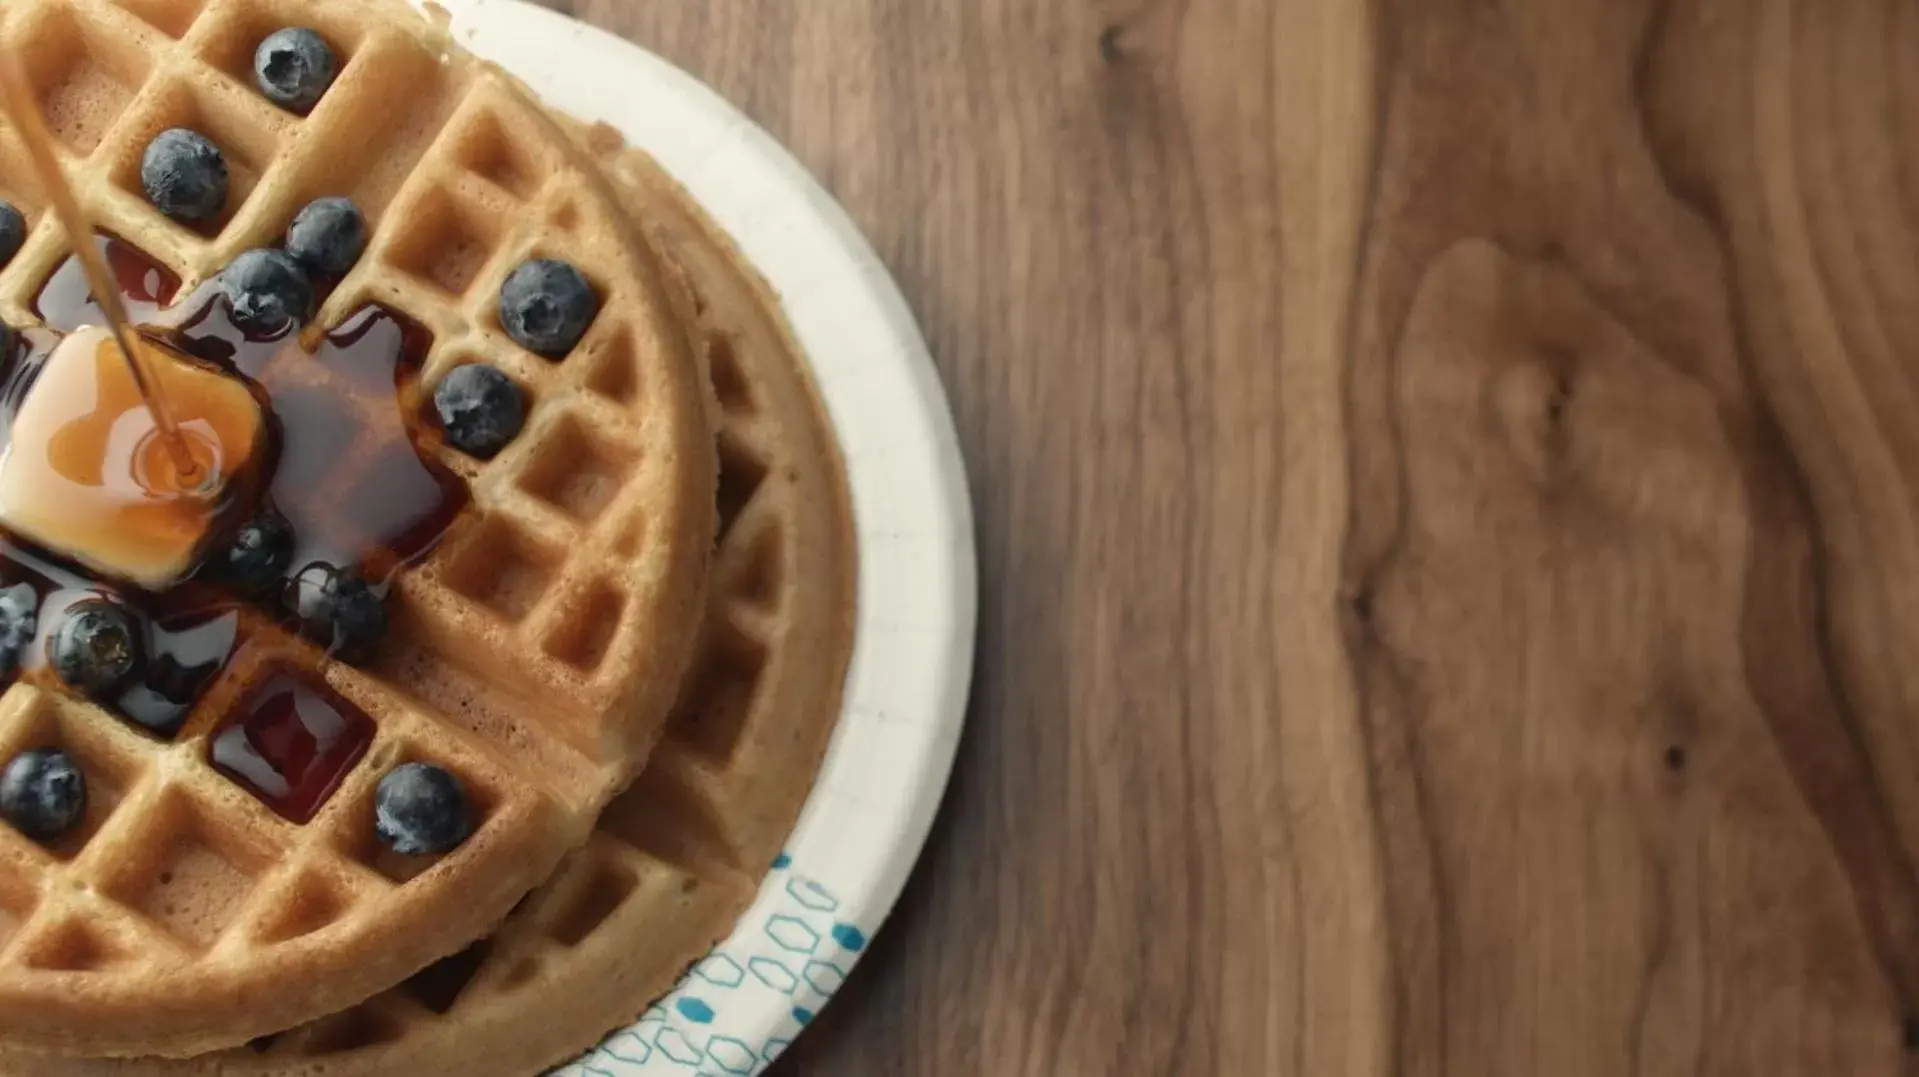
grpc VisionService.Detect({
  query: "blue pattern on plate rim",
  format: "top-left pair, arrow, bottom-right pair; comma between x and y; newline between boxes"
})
555,855 -> 865,1076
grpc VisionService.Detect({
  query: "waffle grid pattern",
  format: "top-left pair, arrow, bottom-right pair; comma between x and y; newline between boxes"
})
228,143 -> 855,1076
0,0 -> 715,1056
12,142 -> 858,1077
0,650 -> 544,962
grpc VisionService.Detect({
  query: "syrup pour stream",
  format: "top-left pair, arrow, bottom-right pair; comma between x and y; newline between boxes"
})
0,48 -> 204,486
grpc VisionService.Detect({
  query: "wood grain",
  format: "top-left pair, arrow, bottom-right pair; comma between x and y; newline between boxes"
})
542,0 -> 1919,1072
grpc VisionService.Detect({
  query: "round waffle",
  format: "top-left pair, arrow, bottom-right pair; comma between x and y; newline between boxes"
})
0,0 -> 715,1057
10,140 -> 856,1077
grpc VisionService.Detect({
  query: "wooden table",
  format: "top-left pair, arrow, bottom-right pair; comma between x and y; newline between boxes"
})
547,0 -> 1919,1072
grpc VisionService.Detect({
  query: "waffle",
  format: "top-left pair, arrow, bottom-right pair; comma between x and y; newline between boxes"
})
10,140 -> 858,1077
0,0 -> 716,1057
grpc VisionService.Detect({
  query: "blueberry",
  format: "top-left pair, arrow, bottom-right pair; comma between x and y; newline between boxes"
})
0,202 -> 24,267
500,259 -> 598,358
0,749 -> 85,841
254,28 -> 339,114
374,762 -> 471,856
222,514 -> 294,594
433,365 -> 526,458
221,249 -> 313,337
288,564 -> 386,661
0,583 -> 37,678
141,129 -> 229,224
49,599 -> 140,698
285,197 -> 366,278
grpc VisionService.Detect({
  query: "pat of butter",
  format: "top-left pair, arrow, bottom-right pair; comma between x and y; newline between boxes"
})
0,327 -> 264,589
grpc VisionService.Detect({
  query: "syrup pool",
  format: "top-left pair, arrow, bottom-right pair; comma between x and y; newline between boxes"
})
0,537 -> 241,738
209,668 -> 376,824
36,238 -> 469,591
0,238 -> 469,816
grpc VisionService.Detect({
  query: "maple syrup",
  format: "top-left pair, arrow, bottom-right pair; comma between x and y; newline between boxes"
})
16,241 -> 467,810
12,244 -> 461,778
35,243 -> 470,588
167,283 -> 469,583
0,538 -> 242,737
209,668 -> 375,823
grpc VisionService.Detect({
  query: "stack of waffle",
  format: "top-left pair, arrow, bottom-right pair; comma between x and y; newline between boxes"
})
0,1 -> 856,1073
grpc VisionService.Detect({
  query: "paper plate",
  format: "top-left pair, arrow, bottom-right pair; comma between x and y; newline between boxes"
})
415,2 -> 976,1074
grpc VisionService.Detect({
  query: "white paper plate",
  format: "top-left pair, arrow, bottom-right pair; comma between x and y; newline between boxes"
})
419,2 -> 976,1073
